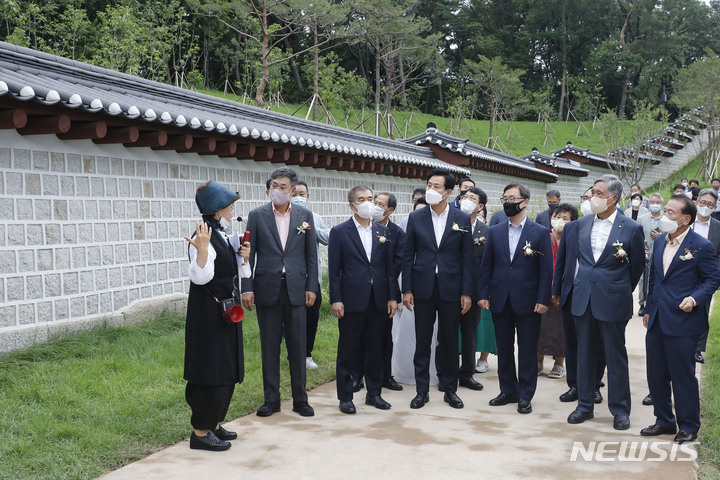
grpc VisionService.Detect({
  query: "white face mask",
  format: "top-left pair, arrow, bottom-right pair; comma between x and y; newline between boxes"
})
580,200 -> 593,217
590,196 -> 610,214
631,199 -> 641,208
460,198 -> 478,215
697,205 -> 714,218
659,215 -> 679,234
425,188 -> 444,206
354,201 -> 374,220
649,204 -> 662,213
685,191 -> 693,199
551,218 -> 567,232
371,205 -> 388,222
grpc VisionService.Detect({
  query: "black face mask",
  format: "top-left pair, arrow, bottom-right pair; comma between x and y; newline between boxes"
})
503,200 -> 525,218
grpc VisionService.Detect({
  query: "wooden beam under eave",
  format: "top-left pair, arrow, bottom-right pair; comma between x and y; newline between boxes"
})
94,126 -> 139,144
253,146 -> 273,161
152,134 -> 193,151
286,151 -> 304,165
213,141 -> 237,157
326,156 -> 343,170
236,144 -> 256,159
57,121 -> 107,140
125,130 -> 167,148
270,148 -> 291,163
0,109 -> 27,129
18,114 -> 70,135
181,137 -> 216,154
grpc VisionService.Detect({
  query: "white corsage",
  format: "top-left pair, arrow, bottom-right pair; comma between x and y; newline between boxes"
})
474,236 -> 486,246
523,240 -> 541,257
297,219 -> 312,234
451,222 -> 468,233
613,240 -> 627,263
680,248 -> 697,261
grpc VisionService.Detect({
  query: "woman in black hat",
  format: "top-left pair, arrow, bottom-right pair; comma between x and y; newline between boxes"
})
183,180 -> 250,451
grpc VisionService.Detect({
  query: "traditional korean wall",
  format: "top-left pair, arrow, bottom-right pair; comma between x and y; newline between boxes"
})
0,128 -> 701,353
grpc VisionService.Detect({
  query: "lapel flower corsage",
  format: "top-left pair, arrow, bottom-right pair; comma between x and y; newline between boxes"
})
474,236 -> 486,246
376,231 -> 390,244
613,240 -> 628,263
451,222 -> 468,233
297,217 -> 312,234
680,248 -> 698,261
523,241 -> 542,257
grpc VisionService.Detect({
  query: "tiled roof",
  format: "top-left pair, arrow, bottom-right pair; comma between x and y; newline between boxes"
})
521,147 -> 589,174
0,42 -> 470,176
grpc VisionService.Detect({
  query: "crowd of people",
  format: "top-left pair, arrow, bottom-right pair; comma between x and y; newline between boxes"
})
182,166 -> 720,451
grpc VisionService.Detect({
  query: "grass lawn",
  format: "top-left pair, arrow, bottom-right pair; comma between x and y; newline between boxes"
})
699,298 -> 720,479
0,290 -> 339,480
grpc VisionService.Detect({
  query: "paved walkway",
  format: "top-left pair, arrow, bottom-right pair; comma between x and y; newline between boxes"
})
98,309 -> 699,480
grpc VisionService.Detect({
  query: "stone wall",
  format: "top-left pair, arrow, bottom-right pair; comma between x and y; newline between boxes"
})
0,128 -> 701,353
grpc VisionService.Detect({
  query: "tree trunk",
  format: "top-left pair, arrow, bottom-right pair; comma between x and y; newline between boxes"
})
424,82 -> 432,114
284,37 -> 304,93
234,32 -> 241,85
618,67 -> 630,120
385,54 -> 395,114
255,7 -> 270,108
374,37 -> 382,108
312,23 -> 319,122
488,84 -> 495,141
617,1 -> 634,120
399,58 -> 407,108
558,0 -> 567,120
437,73 -> 444,115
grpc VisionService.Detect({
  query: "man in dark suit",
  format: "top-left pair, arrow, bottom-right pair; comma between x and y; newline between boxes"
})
478,183 -> 553,414
373,192 -> 406,391
329,185 -> 398,414
561,174 -> 645,430
641,195 -> 720,444
692,188 -> 720,363
402,168 -> 473,410
534,189 -> 561,230
241,167 -> 319,418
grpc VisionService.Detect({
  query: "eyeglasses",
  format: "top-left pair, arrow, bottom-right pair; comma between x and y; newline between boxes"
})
500,196 -> 526,204
698,200 -> 717,208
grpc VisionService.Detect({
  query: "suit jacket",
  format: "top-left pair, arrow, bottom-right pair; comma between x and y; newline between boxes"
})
477,218 -> 553,315
624,205 -> 650,220
705,217 -> 720,266
551,220 -> 579,307
570,213 -> 645,321
535,209 -> 551,230
328,218 -> 397,313
402,205 -> 473,301
646,230 -> 720,336
471,219 -> 489,286
489,209 -> 507,226
240,203 -> 319,306
387,220 -> 406,301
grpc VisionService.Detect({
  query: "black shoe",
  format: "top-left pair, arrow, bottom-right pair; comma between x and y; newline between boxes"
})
443,391 -> 464,409
613,415 -> 630,430
567,409 -> 594,424
642,394 -> 653,406
559,386 -> 578,402
292,401 -> 315,417
410,392 -> 429,409
695,353 -> 705,364
489,392 -> 519,406
352,378 -> 364,392
459,377 -> 484,391
190,431 -> 231,451
212,425 -> 237,441
437,384 -> 446,392
365,394 -> 391,410
339,400 -> 356,414
383,376 -> 403,391
256,402 -> 281,417
640,423 -> 676,436
638,306 -> 646,316
517,399 -> 532,414
594,390 -> 603,404
674,430 -> 697,444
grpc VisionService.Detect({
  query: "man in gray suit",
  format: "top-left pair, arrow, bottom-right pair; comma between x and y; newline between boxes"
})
241,167 -> 319,417
692,188 -> 720,363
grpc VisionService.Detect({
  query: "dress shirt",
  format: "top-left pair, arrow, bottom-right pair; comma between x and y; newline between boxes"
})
273,204 -> 292,250
693,217 -> 710,240
591,209 -> 618,262
430,203 -> 450,273
352,216 -> 373,262
188,230 -> 251,285
508,216 -> 527,260
663,227 -> 690,275
648,213 -> 662,232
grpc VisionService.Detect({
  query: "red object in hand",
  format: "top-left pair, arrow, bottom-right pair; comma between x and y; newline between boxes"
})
243,230 -> 250,243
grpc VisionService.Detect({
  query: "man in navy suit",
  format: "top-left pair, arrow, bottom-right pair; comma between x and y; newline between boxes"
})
329,185 -> 398,414
534,189 -> 561,230
402,168 -> 473,410
478,183 -> 553,414
562,174 -> 645,430
640,195 -> 720,443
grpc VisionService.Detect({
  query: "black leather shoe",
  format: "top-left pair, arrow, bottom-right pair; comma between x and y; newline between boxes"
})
410,392 -> 429,409
459,377 -> 484,391
383,376 -> 403,391
567,409 -> 594,424
695,353 -> 705,364
489,392 -> 519,406
212,425 -> 237,441
642,394 -> 653,406
352,378 -> 364,392
640,423 -> 677,436
190,431 -> 231,451
517,399 -> 532,414
559,386 -> 578,402
292,401 -> 315,417
256,402 -> 281,417
613,414 -> 630,430
638,306 -> 646,316
443,391 -> 464,409
339,400 -> 356,414
366,394 -> 391,410
674,430 -> 697,444
594,390 -> 603,404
